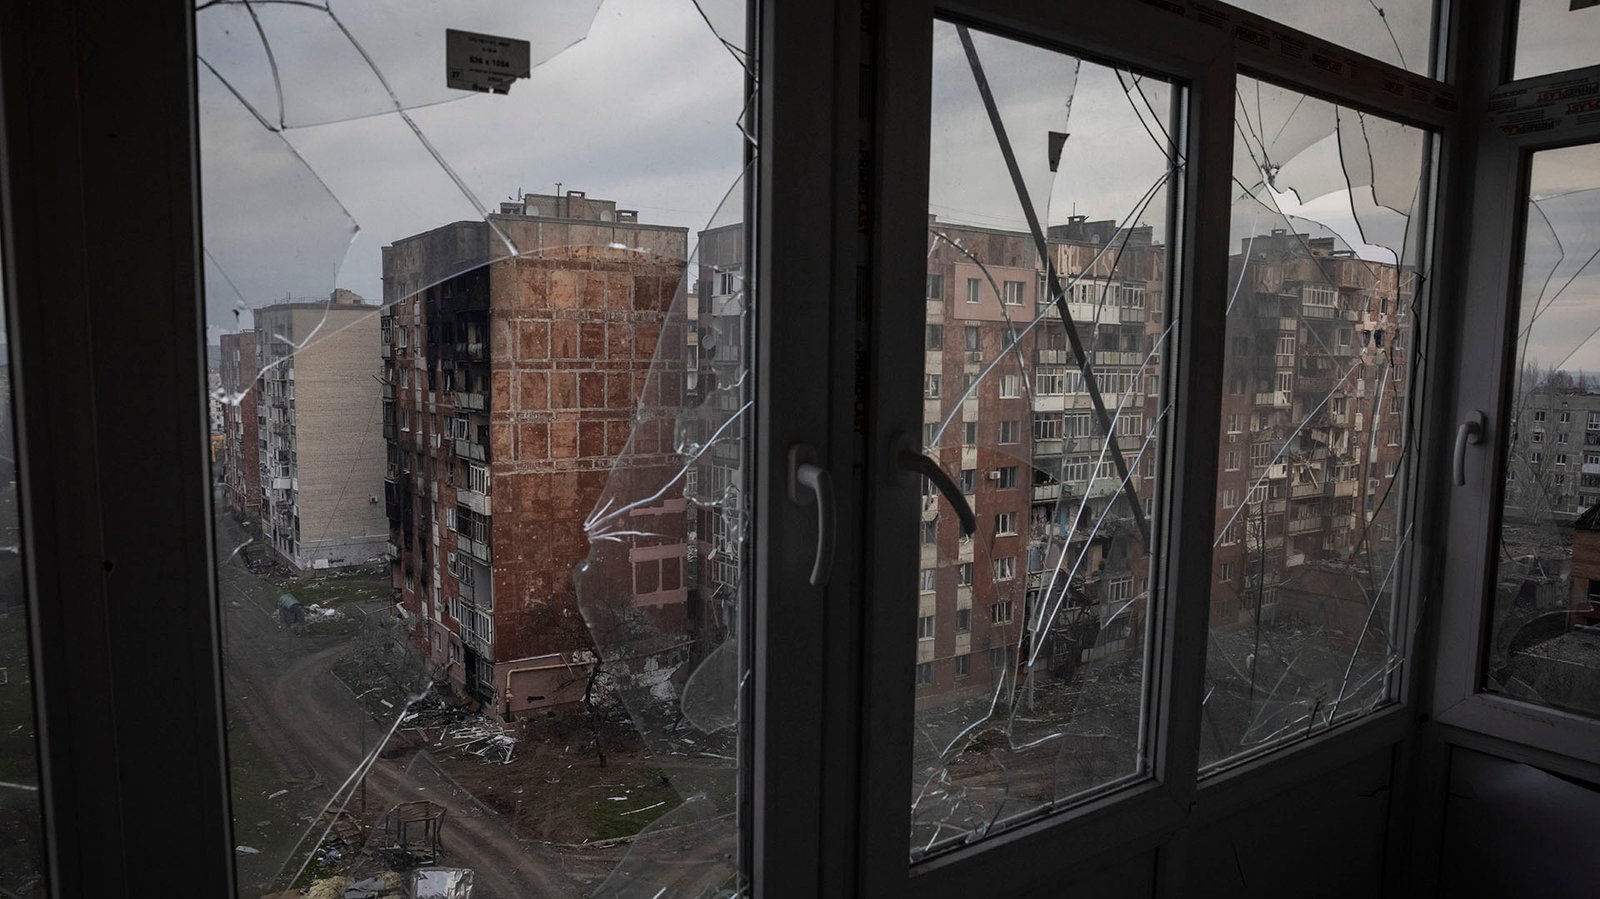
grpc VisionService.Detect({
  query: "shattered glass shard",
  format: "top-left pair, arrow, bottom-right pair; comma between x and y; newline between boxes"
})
1201,77 -> 1430,771
910,21 -> 1180,859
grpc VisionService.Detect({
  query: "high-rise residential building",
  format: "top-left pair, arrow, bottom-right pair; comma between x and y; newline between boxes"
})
219,330 -> 260,520
1508,386 -> 1600,518
254,290 -> 388,570
913,218 -> 1412,699
381,191 -> 688,714
1212,230 -> 1411,638
918,216 -> 1166,700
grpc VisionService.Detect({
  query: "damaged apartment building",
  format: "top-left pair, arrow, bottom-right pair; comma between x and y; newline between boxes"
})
381,191 -> 689,715
912,215 -> 1411,773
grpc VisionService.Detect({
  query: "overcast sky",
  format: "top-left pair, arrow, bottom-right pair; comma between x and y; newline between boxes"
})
198,0 -> 746,341
197,1 -> 1600,375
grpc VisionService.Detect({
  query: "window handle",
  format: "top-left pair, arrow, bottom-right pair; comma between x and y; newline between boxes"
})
1454,411 -> 1484,486
789,445 -> 835,587
896,449 -> 976,537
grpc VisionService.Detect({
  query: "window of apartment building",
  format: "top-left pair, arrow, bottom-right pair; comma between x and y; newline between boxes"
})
989,646 -> 1012,673
1533,429 -> 1545,443
927,324 -> 944,349
993,557 -> 1016,581
1303,285 -> 1336,307
1034,414 -> 1062,440
922,519 -> 939,545
917,615 -> 935,638
996,466 -> 1018,489
1249,443 -> 1273,468
1002,280 -> 1025,305
1036,366 -> 1065,394
966,277 -> 982,303
924,422 -> 941,448
1218,562 -> 1234,582
925,373 -> 942,398
467,463 -> 489,495
1557,454 -> 1569,466
960,469 -> 976,495
954,654 -> 971,678
998,420 -> 1020,444
916,663 -> 935,687
1534,410 -> 1547,422
957,562 -> 973,587
955,608 -> 972,633
1063,457 -> 1089,484
964,325 -> 981,352
991,601 -> 1013,624
927,273 -> 944,298
1559,432 -> 1570,445
1224,449 -> 1240,471
1226,413 -> 1243,433
994,512 -> 1017,535
1560,411 -> 1572,423
1063,412 -> 1093,438
999,374 -> 1021,398
920,568 -> 937,593
963,421 -> 978,445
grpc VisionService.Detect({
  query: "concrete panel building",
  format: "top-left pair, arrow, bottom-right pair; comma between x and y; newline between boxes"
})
254,290 -> 388,570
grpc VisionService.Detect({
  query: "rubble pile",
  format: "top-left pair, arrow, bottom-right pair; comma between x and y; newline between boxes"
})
400,700 -> 519,765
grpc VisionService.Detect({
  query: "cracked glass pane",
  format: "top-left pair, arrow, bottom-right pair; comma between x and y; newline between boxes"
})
1201,77 -> 1430,770
912,22 -> 1180,858
1514,0 -> 1600,80
198,1 -> 752,895
0,248 -> 44,897
1226,1 -> 1437,75
1484,142 -> 1600,720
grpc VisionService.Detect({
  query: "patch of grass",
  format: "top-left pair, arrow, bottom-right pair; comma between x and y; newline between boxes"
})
285,566 -> 391,637
580,771 -> 681,841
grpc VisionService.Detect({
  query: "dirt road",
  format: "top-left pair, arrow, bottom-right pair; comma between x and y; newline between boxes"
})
215,512 -> 617,897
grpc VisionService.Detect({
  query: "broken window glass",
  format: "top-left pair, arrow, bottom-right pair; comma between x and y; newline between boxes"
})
1226,1 -> 1437,75
1514,0 -> 1600,80
1201,76 -> 1430,771
0,249 -> 44,897
196,2 -> 752,895
1484,141 -> 1600,720
912,21 -> 1180,858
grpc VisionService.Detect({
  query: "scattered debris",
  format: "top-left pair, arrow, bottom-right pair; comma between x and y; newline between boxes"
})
411,867 -> 474,899
379,800 -> 447,864
234,844 -> 261,855
400,700 -> 519,765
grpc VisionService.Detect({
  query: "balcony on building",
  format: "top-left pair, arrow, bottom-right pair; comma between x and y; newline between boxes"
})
453,437 -> 489,463
454,389 -> 487,412
457,486 -> 491,516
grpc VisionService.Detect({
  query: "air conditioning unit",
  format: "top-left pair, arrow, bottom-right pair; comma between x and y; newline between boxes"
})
987,470 -> 1001,481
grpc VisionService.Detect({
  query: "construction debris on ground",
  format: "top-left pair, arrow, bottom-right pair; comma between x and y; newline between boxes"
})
400,700 -> 518,765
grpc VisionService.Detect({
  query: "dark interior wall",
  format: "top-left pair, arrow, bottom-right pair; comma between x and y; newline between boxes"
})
1186,751 -> 1394,898
1439,748 -> 1600,899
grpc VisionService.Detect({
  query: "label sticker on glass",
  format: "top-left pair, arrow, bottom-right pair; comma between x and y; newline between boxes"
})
446,29 -> 532,94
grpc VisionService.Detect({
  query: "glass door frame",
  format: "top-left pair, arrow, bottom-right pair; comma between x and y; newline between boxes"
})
862,1 -> 1464,895
1432,1 -> 1600,775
